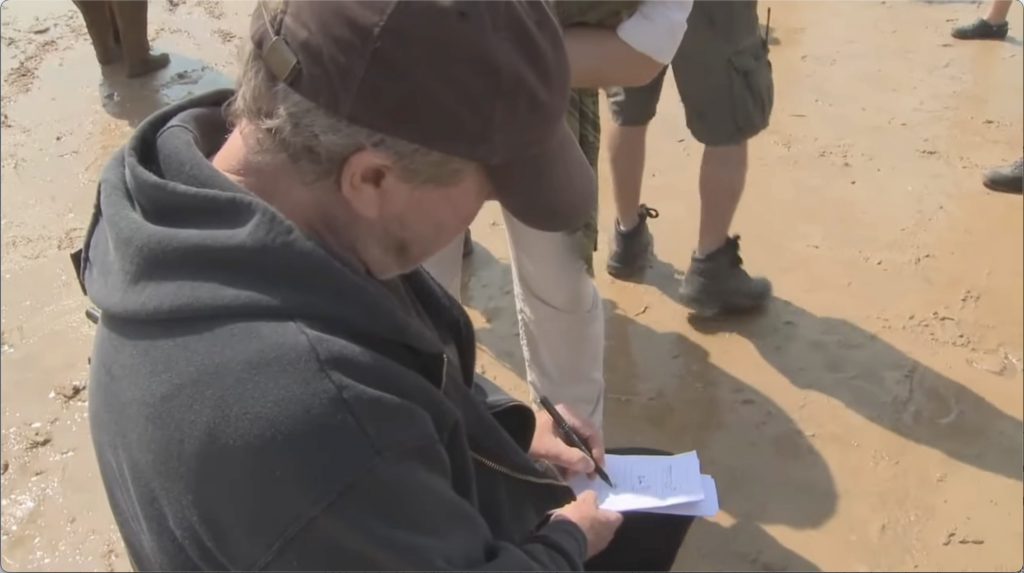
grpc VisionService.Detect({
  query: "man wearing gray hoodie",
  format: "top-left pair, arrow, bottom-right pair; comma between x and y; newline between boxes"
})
74,1 -> 693,570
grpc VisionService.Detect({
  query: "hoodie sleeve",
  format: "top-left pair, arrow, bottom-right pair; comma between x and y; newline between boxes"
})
258,440 -> 588,571
473,372 -> 522,408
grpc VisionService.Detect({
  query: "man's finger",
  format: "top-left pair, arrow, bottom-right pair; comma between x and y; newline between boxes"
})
556,404 -> 601,441
555,443 -> 596,475
587,430 -> 606,469
557,405 -> 606,467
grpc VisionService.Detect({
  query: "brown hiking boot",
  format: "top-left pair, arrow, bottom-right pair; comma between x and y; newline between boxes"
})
606,205 -> 659,280
679,236 -> 772,316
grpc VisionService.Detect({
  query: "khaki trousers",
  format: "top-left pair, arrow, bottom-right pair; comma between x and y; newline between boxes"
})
423,210 -> 605,427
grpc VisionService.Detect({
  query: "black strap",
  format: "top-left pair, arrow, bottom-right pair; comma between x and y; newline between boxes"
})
70,248 -> 87,296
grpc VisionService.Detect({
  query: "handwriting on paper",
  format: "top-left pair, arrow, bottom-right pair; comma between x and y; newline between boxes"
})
568,452 -> 705,512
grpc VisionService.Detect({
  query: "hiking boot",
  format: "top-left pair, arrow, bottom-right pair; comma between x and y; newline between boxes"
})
606,205 -> 659,279
951,18 -> 1009,40
462,229 -> 474,259
982,157 -> 1023,194
680,236 -> 772,316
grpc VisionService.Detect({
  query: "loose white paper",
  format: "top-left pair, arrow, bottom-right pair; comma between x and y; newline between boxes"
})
568,452 -> 705,512
641,474 -> 720,517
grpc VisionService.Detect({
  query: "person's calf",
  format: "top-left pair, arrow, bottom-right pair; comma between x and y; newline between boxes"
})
608,123 -> 651,230
696,142 -> 748,257
687,143 -> 771,315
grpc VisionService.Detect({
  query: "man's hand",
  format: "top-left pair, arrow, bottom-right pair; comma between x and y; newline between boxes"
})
551,490 -> 623,558
529,403 -> 605,479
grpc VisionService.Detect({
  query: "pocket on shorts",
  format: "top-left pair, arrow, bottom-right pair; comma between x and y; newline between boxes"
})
727,40 -> 775,137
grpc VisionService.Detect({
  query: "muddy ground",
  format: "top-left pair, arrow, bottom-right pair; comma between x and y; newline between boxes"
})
1,1 -> 1022,571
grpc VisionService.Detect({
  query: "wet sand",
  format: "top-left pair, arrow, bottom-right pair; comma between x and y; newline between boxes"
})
1,1 -> 1021,571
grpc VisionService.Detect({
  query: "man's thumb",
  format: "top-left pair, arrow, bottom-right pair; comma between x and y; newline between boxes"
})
558,446 -> 596,474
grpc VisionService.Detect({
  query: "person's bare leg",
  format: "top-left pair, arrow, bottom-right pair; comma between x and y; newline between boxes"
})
986,0 -> 1014,25
605,122 -> 661,279
112,0 -> 170,78
679,140 -> 771,316
695,142 -> 747,256
608,124 -> 649,230
73,0 -> 120,66
604,75 -> 665,280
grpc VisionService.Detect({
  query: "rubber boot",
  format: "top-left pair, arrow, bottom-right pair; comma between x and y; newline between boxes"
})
112,0 -> 170,78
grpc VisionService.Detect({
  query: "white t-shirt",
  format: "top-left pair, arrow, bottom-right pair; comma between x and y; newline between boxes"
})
616,0 -> 694,65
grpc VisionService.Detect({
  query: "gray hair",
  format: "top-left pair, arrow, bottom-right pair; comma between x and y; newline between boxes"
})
225,1 -> 472,186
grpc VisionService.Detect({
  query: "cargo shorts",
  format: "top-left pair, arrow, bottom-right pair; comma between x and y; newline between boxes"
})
606,0 -> 774,147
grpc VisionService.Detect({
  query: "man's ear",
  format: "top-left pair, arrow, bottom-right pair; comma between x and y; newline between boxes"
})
339,149 -> 394,220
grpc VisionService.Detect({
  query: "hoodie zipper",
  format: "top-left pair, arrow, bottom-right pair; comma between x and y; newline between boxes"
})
440,354 -> 567,488
472,452 -> 567,487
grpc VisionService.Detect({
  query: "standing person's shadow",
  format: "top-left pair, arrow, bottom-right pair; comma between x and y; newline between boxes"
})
603,299 -> 830,572
460,243 -> 831,571
99,55 -> 233,127
639,257 -> 1022,482
689,298 -> 1024,483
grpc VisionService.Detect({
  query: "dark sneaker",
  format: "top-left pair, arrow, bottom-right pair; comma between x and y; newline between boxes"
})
983,157 -> 1023,194
680,236 -> 772,316
951,18 -> 1009,40
606,205 -> 659,279
462,229 -> 474,259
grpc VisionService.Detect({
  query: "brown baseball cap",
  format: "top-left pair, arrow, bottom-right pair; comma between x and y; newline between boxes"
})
250,0 -> 595,233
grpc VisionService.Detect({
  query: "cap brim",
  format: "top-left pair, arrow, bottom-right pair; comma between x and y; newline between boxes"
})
484,124 -> 597,233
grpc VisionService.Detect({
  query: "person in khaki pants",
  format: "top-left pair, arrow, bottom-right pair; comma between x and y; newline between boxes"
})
73,0 -> 170,78
424,1 -> 693,428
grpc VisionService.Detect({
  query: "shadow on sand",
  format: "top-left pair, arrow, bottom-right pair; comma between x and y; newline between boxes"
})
98,54 -> 233,127
460,243 -> 830,572
633,254 -> 1022,483
689,299 -> 1024,483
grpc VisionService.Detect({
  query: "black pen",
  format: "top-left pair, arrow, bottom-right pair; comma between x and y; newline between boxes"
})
537,396 -> 614,488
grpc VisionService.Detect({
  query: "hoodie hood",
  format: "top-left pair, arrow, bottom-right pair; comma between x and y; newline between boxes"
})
79,89 -> 437,353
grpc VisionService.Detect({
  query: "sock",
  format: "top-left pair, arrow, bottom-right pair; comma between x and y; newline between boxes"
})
616,218 -> 641,234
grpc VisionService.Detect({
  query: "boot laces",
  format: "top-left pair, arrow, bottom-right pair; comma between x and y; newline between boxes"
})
723,235 -> 745,268
638,204 -> 659,222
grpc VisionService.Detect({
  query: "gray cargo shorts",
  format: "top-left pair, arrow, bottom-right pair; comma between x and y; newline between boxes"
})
606,0 -> 774,147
